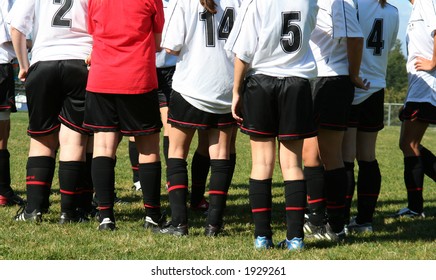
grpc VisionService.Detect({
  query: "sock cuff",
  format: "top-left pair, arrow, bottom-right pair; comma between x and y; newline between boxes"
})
27,156 -> 55,169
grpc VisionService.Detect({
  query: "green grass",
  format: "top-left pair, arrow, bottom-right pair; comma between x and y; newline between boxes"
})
1,111 -> 436,260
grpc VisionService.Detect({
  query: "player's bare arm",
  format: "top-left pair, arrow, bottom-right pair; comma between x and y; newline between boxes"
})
10,27 -> 29,82
232,57 -> 248,123
347,37 -> 370,90
154,33 -> 162,52
165,48 -> 180,56
414,32 -> 436,72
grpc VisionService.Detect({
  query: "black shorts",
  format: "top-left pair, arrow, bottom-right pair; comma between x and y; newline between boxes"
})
168,90 -> 236,129
312,76 -> 354,131
348,89 -> 385,132
157,66 -> 175,108
24,60 -> 90,137
83,91 -> 162,136
241,74 -> 317,140
399,102 -> 436,124
0,63 -> 17,113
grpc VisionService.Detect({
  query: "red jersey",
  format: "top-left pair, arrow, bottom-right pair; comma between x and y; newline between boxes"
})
87,0 -> 164,94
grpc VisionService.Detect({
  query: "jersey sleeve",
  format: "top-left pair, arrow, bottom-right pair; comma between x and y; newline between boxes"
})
224,0 -> 258,64
161,0 -> 185,52
152,0 -> 164,34
7,0 -> 35,36
331,0 -> 362,39
419,0 -> 436,37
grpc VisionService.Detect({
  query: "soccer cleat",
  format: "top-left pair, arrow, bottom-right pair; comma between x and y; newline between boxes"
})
304,222 -> 346,242
204,224 -> 222,237
0,194 -> 25,206
98,217 -> 116,231
390,207 -> 425,219
159,224 -> 188,236
254,236 -> 274,249
59,211 -> 90,224
131,181 -> 141,191
14,206 -> 42,223
190,197 -> 209,211
277,237 -> 304,251
144,212 -> 167,232
347,216 -> 373,233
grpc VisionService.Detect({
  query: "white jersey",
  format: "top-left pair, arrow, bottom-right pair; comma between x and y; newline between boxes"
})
7,0 -> 92,65
0,0 -> 15,63
310,0 -> 363,77
162,0 -> 241,114
353,0 -> 399,105
405,0 -> 436,106
156,0 -> 177,68
225,0 -> 318,79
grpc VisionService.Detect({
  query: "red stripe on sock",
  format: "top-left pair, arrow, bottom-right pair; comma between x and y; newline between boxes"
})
168,185 -> 188,192
252,208 -> 271,213
208,190 -> 227,195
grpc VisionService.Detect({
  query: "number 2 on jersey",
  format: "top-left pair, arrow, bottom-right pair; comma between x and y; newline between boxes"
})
199,8 -> 235,47
367,18 -> 384,56
280,12 -> 302,54
52,0 -> 73,28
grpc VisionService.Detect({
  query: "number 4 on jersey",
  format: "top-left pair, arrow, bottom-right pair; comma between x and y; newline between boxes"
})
200,8 -> 235,47
367,18 -> 384,56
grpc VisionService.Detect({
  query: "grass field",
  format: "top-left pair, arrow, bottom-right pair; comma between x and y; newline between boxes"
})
1,111 -> 435,260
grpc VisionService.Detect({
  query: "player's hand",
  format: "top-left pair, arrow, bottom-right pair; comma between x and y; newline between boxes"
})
18,69 -> 27,82
350,75 -> 370,90
414,56 -> 436,71
232,91 -> 243,123
85,54 -> 91,69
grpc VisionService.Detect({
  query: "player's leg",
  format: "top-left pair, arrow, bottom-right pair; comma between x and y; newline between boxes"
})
342,126 -> 357,226
190,130 -> 210,211
204,125 -> 233,236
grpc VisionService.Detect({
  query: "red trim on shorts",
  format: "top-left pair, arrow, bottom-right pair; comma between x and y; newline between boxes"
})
144,203 -> 160,209
278,130 -> 318,138
285,207 -> 305,211
27,124 -> 61,135
168,185 -> 188,192
240,127 -> 275,136
208,190 -> 227,195
252,208 -> 272,213
320,122 -> 347,129
218,121 -> 237,127
26,181 -> 51,186
167,117 -> 208,128
120,128 -> 160,134
0,105 -> 11,110
132,166 -> 139,171
82,122 -> 117,129
59,115 -> 92,133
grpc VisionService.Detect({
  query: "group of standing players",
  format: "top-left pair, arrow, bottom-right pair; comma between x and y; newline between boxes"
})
0,0 -> 435,251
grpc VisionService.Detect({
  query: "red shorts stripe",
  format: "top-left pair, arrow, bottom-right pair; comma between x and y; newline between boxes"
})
208,190 -> 227,195
168,185 -> 188,192
252,208 -> 272,213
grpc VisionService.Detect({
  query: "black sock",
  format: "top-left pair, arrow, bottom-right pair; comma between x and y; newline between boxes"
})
285,180 -> 306,239
140,162 -> 162,221
0,149 -> 13,196
356,160 -> 381,224
228,153 -> 236,186
325,168 -> 347,233
59,161 -> 85,216
128,140 -> 139,183
167,158 -> 188,226
92,157 -> 115,221
404,156 -> 424,213
344,161 -> 355,225
190,151 -> 210,206
26,156 -> 55,212
163,136 -> 169,165
249,178 -> 272,239
78,153 -> 94,213
304,165 -> 325,226
420,145 -> 436,182
206,159 -> 232,227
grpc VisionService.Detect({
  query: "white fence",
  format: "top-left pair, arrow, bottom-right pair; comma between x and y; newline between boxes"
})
384,103 -> 403,126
